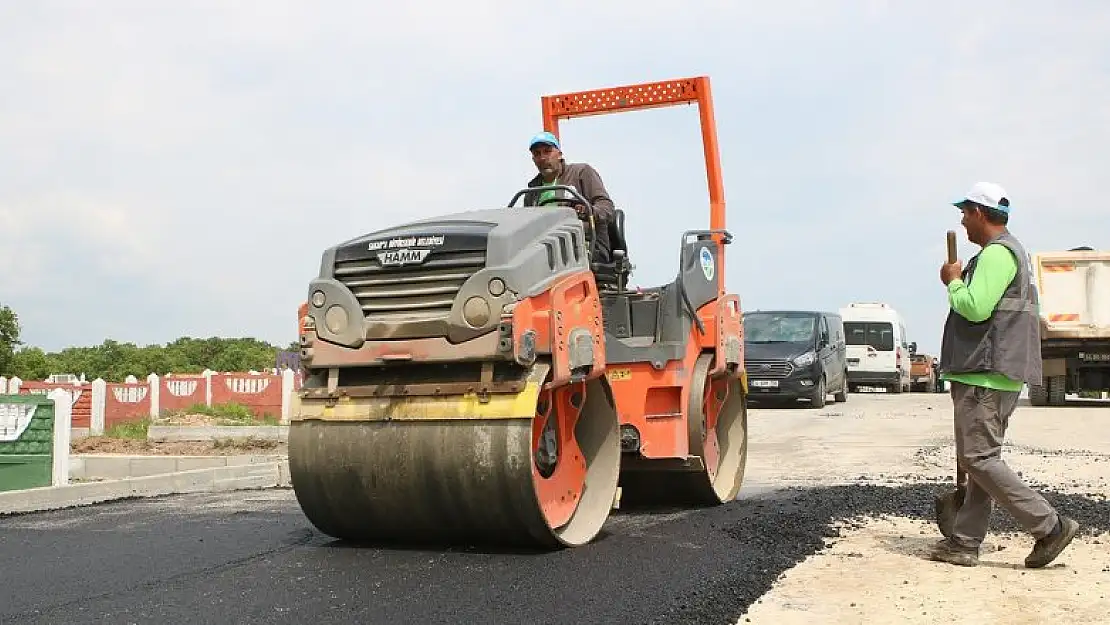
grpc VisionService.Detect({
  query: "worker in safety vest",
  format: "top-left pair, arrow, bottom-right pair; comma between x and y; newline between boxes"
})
929,181 -> 1079,569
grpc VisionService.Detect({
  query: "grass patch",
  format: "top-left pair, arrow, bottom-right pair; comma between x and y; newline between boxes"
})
160,402 -> 281,426
104,417 -> 150,439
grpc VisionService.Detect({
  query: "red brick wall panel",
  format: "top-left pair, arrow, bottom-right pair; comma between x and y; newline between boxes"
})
104,382 -> 152,427
210,373 -> 282,420
160,376 -> 207,413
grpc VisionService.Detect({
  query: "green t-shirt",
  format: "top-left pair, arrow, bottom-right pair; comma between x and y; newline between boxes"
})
941,242 -> 1024,391
537,177 -> 559,204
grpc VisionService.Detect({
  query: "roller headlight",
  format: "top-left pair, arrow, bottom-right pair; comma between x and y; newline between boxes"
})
311,290 -> 326,308
324,305 -> 349,334
462,296 -> 492,327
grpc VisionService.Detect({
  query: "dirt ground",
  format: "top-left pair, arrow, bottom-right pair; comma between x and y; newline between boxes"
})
72,410 -> 286,456
150,412 -> 271,427
70,437 -> 286,456
740,390 -> 1110,625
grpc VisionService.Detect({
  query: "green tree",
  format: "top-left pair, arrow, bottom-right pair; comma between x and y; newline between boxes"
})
4,334 -> 292,382
0,304 -> 21,376
9,347 -> 50,380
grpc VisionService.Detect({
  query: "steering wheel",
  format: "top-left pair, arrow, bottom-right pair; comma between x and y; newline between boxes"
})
537,196 -> 578,207
507,184 -> 599,262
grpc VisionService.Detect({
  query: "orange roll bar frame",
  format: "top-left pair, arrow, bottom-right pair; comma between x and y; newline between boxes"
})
539,76 -> 728,289
540,76 -> 725,231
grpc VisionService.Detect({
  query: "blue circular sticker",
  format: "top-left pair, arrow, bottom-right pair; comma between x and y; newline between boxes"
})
699,247 -> 714,281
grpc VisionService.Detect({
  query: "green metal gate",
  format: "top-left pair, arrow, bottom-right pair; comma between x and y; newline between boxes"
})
0,394 -> 55,492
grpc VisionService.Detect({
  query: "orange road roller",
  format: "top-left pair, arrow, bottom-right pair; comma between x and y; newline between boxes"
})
289,76 -> 750,549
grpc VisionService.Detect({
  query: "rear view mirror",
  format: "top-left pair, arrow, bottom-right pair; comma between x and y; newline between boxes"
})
909,341 -> 918,354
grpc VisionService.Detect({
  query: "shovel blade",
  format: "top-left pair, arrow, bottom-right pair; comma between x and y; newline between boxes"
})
934,484 -> 967,539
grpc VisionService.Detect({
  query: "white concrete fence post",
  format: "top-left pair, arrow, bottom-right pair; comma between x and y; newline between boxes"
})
0,376 -> 7,394
203,369 -> 214,406
280,368 -> 296,424
147,373 -> 160,417
49,388 -> 72,487
8,376 -> 21,394
90,378 -> 106,436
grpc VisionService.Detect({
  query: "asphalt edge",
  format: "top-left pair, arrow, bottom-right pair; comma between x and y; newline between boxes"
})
0,459 -> 291,515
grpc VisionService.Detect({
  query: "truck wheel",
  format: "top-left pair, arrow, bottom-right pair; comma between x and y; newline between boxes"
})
1028,383 -> 1048,406
1048,375 -> 1067,406
811,377 -> 827,408
833,373 -> 847,403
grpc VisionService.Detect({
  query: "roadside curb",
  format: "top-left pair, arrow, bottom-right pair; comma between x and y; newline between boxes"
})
147,425 -> 289,442
0,459 -> 291,516
69,453 -> 286,481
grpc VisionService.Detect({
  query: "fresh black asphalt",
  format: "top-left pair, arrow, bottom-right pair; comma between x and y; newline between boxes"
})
2,483 -> 1107,625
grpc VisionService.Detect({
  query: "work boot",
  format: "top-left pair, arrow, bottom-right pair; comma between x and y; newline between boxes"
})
927,537 -> 978,567
1025,516 -> 1079,569
934,484 -> 966,540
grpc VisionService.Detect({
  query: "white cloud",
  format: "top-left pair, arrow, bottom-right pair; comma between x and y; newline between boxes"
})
1,1 -> 1107,360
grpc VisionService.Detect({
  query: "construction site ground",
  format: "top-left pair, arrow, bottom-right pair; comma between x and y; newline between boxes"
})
4,391 -> 1107,624
71,409 -> 287,456
70,437 -> 285,456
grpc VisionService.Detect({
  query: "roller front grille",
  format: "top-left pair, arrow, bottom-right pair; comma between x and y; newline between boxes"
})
334,250 -> 487,319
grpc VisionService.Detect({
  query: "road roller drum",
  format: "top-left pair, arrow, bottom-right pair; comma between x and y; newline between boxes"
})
288,362 -> 622,548
289,75 -> 749,549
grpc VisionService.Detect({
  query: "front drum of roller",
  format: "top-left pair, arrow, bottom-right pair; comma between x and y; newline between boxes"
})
287,364 -> 621,549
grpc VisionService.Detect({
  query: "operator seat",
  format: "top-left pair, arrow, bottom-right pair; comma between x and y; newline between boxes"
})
591,208 -> 632,292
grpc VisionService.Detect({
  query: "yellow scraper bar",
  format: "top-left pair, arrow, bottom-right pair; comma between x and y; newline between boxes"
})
292,363 -> 550,422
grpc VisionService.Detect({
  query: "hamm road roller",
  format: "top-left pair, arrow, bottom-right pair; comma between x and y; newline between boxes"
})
289,75 -> 749,549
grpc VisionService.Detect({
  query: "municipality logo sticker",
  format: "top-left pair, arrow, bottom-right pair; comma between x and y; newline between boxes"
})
699,247 -> 714,281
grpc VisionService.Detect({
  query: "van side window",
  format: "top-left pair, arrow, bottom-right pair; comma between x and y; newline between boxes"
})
819,316 -> 830,345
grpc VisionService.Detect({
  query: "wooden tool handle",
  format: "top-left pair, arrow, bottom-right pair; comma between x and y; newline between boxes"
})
946,230 -> 958,264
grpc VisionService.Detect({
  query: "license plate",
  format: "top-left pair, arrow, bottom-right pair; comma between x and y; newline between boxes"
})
750,380 -> 778,388
848,358 -> 859,365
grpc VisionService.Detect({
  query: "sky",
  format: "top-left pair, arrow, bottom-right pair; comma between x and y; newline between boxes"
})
2,1 -> 1108,358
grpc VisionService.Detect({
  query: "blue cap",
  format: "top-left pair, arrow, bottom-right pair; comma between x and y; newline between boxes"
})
529,131 -> 560,151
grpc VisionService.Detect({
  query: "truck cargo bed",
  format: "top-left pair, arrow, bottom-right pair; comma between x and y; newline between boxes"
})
1034,250 -> 1110,340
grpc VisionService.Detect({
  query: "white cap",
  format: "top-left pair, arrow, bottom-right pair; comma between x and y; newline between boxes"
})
953,181 -> 1010,214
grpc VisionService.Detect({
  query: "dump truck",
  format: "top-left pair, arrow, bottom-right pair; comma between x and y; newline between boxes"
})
909,352 -> 939,392
1028,247 -> 1110,406
288,76 -> 749,549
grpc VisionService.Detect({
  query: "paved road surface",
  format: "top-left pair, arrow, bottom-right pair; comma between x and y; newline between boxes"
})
6,393 -> 1106,625
1,484 -> 794,625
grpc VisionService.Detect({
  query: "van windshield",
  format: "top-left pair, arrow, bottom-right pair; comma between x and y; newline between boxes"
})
743,313 -> 816,344
844,321 -> 894,351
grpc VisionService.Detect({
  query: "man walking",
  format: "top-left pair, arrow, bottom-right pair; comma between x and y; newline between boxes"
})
931,181 -> 1079,568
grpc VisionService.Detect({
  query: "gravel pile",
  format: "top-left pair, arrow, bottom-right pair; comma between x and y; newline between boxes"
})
648,482 -> 1110,625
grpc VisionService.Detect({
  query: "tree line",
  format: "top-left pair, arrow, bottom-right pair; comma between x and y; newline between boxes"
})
0,304 -> 296,383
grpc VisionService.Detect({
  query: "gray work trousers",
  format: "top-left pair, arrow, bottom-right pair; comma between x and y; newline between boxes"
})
950,381 -> 1059,549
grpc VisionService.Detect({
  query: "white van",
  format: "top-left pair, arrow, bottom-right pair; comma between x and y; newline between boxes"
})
838,302 -> 913,393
